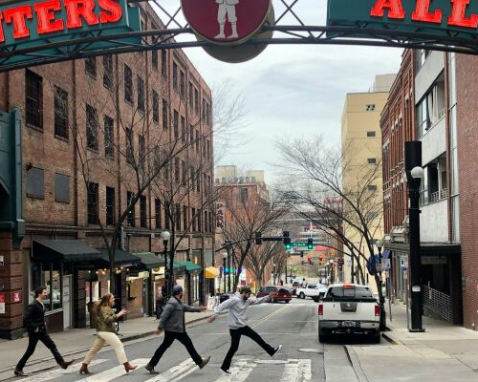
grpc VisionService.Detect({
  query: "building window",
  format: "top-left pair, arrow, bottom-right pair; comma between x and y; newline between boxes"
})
189,83 -> 193,108
365,104 -> 376,111
104,115 -> 114,158
197,210 -> 202,232
173,110 -> 179,140
194,89 -> 199,114
54,86 -> 68,139
152,49 -> 158,70
196,169 -> 201,193
180,71 -> 185,98
165,201 -> 171,229
162,99 -> 168,129
240,187 -> 248,204
27,167 -> 44,199
366,131 -> 376,137
127,191 -> 135,227
161,50 -> 167,77
175,157 -> 180,184
182,160 -> 186,185
85,57 -> 97,78
196,130 -> 200,153
173,62 -> 178,89
124,64 -> 133,103
103,55 -> 113,89
139,135 -> 145,173
30,264 -> 62,311
54,173 -> 70,203
86,104 -> 98,150
26,70 -> 43,129
191,207 -> 196,231
140,195 -> 147,228
137,76 -> 145,111
152,90 -> 159,123
126,128 -> 134,166
155,199 -> 161,229
106,186 -> 115,226
367,185 -> 378,192
176,204 -> 181,230
183,205 -> 188,231
368,158 -> 377,164
417,49 -> 430,69
87,182 -> 99,225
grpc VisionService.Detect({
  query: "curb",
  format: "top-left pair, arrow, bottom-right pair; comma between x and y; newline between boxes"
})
344,345 -> 368,382
0,314 -> 213,375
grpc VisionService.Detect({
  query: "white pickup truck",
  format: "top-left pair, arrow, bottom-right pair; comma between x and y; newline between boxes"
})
318,283 -> 381,343
297,282 -> 328,302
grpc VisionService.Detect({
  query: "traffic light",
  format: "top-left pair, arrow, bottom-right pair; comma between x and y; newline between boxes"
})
300,251 -> 304,258
319,253 -> 324,265
283,231 -> 291,249
307,254 -> 312,265
307,238 -> 313,250
255,232 -> 262,245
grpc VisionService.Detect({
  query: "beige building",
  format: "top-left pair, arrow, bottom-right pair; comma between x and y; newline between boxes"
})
340,74 -> 396,287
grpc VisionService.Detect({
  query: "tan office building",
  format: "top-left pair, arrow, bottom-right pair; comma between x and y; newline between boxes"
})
340,74 -> 395,288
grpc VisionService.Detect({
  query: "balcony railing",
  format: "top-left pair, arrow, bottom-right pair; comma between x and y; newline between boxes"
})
430,188 -> 448,203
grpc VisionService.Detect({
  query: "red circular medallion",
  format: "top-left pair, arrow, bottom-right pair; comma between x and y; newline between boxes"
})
181,0 -> 271,45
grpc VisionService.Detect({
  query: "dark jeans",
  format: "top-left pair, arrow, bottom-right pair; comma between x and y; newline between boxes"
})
16,331 -> 65,370
221,326 -> 275,371
149,331 -> 202,367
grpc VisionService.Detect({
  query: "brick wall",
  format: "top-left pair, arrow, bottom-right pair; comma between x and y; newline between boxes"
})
456,53 -> 478,329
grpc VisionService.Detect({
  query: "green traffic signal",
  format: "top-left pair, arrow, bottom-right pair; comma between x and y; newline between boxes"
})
285,243 -> 292,250
307,238 -> 313,250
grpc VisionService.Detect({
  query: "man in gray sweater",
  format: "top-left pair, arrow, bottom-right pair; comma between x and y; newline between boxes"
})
208,286 -> 282,374
145,285 -> 210,374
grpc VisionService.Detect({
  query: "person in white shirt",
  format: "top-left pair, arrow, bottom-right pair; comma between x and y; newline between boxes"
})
207,286 -> 282,374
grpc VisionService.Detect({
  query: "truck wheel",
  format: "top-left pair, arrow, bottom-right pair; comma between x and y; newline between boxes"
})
313,297 -> 319,302
371,330 -> 381,344
319,329 -> 328,343
299,292 -> 305,299
285,300 -> 290,303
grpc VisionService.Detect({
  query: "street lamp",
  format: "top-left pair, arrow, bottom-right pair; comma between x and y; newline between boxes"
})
222,252 -> 227,293
375,239 -> 386,331
407,165 -> 425,332
272,263 -> 276,285
329,259 -> 334,284
160,230 -> 170,298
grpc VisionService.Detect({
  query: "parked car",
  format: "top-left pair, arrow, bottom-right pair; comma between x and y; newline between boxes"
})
318,283 -> 381,343
256,286 -> 292,303
297,282 -> 327,302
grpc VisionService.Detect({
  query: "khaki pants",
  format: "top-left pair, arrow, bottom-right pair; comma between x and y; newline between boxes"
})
83,331 -> 127,365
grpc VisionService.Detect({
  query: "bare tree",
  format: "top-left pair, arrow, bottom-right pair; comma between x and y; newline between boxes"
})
244,241 -> 284,288
276,136 -> 385,319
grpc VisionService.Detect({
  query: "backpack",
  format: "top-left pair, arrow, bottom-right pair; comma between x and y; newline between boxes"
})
366,255 -> 378,276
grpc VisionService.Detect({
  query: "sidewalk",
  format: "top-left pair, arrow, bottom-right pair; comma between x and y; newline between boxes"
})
0,311 -> 212,381
346,302 -> 478,382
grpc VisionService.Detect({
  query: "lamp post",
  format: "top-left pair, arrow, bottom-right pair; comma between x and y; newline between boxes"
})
272,263 -> 276,285
329,259 -> 334,284
407,165 -> 425,332
222,252 -> 227,293
160,231 -> 170,298
225,241 -> 232,293
375,239 -> 386,331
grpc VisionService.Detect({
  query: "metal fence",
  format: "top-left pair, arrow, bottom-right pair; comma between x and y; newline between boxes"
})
422,285 -> 452,323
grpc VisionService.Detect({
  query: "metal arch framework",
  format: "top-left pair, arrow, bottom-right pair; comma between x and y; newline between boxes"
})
1,0 -> 478,72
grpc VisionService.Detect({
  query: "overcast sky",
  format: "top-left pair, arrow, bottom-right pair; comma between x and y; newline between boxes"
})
157,0 -> 403,184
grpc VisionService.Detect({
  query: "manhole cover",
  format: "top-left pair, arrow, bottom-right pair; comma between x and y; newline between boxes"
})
298,348 -> 323,353
254,360 -> 290,365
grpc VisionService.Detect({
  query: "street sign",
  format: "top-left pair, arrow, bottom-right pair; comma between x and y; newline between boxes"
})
0,293 -> 5,314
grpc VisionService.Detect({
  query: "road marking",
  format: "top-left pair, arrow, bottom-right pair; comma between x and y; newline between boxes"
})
144,359 -> 198,382
77,358 -> 149,382
19,359 -> 108,382
252,306 -> 289,328
280,359 -> 312,382
214,359 -> 257,382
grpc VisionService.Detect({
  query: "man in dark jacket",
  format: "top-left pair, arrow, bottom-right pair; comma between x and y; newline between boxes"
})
14,286 -> 74,376
145,285 -> 210,374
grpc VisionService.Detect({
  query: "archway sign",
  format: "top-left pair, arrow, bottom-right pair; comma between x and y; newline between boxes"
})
0,0 -> 478,71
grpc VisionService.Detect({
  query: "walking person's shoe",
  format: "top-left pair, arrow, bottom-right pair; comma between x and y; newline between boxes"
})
123,362 -> 137,373
220,367 -> 231,374
273,344 -> 283,356
199,356 -> 211,369
60,360 -> 75,370
144,364 -> 159,374
14,369 -> 25,377
79,363 -> 90,375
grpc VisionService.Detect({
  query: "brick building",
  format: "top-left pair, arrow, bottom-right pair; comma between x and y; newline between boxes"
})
0,3 -> 214,340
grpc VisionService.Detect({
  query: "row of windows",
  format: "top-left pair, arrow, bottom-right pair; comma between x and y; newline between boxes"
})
25,70 -> 211,161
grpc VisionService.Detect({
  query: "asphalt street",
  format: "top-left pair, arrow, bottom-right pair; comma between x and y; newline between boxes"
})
4,298 -> 327,382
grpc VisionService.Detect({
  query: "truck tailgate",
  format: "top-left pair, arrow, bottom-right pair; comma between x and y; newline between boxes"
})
322,300 -> 377,321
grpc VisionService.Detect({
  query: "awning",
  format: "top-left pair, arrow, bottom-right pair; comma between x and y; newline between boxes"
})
176,261 -> 201,273
33,240 -> 102,263
133,252 -> 164,270
205,266 -> 220,279
100,249 -> 141,268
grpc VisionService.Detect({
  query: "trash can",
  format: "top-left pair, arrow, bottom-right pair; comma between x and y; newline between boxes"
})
219,294 -> 230,304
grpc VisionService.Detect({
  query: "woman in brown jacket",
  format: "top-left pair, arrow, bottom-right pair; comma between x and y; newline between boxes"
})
79,294 -> 137,374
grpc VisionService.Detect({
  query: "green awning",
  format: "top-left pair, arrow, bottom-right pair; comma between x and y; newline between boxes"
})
134,252 -> 164,270
100,249 -> 141,267
176,261 -> 201,273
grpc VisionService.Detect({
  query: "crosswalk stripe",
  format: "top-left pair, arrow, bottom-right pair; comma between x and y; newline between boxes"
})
214,359 -> 257,382
19,359 -> 108,382
144,359 -> 198,382
280,359 -> 312,382
77,358 -> 150,382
